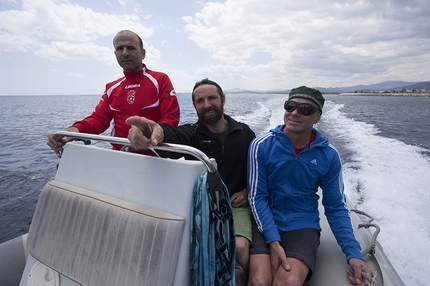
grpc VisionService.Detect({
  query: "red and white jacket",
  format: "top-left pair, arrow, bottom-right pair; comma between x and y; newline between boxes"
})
73,65 -> 180,150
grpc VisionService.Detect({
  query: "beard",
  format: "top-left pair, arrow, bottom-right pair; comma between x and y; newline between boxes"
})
198,106 -> 223,125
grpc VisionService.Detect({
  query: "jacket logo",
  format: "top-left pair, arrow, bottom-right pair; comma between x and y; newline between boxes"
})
125,84 -> 140,89
203,140 -> 211,143
127,90 -> 136,104
167,89 -> 176,96
311,159 -> 317,165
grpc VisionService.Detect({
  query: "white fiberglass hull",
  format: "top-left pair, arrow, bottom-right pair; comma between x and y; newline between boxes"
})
0,140 -> 404,285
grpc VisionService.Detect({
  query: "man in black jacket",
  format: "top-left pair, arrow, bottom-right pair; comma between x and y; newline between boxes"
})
126,78 -> 255,282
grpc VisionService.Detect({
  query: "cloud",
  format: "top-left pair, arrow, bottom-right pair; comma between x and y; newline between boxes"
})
1,0 -> 429,94
67,72 -> 86,78
34,41 -> 115,64
117,0 -> 127,9
0,0 -> 154,62
183,0 -> 430,88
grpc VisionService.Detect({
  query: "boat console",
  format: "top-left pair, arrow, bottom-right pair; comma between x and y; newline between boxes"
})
20,133 -> 214,286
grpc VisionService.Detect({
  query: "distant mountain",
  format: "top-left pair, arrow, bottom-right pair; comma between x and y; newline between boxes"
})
225,88 -> 260,94
400,81 -> 430,89
316,81 -> 422,93
225,80 -> 430,94
225,88 -> 247,93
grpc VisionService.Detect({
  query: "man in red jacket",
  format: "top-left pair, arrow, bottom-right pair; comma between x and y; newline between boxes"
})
47,30 -> 180,154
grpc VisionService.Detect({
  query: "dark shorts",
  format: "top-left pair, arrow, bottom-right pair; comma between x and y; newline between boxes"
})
250,220 -> 320,280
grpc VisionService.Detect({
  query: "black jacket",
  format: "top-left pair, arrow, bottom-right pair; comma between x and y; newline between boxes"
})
160,115 -> 256,197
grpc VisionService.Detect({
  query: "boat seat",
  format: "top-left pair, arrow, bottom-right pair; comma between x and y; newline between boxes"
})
22,180 -> 185,286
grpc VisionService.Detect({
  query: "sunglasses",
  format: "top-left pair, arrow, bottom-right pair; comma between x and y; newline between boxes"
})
284,100 -> 319,116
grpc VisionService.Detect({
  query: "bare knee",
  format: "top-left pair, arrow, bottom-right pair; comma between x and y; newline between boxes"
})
248,275 -> 272,286
236,237 -> 250,257
273,275 -> 303,286
273,258 -> 308,286
248,254 -> 272,286
236,236 -> 250,276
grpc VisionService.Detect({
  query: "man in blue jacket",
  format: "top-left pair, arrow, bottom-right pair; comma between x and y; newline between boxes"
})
247,86 -> 373,286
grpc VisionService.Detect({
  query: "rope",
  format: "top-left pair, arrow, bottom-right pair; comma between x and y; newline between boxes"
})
350,209 -> 381,285
362,270 -> 379,286
350,209 -> 381,256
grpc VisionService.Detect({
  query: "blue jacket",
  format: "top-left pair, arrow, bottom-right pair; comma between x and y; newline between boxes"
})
248,125 -> 363,262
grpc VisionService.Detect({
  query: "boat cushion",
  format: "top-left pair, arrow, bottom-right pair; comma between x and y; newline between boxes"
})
26,180 -> 185,285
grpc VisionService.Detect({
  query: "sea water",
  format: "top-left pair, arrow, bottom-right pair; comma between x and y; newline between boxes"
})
0,93 -> 429,285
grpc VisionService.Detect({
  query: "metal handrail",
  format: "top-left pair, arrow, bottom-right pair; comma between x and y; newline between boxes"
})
54,131 -> 217,173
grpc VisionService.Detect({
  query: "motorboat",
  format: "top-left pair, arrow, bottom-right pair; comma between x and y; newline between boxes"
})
0,132 -> 405,285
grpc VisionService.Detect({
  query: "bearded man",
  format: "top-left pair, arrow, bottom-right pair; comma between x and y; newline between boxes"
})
126,78 -> 256,284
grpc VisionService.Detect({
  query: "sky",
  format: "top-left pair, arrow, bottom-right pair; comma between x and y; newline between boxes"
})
1,0 -> 429,95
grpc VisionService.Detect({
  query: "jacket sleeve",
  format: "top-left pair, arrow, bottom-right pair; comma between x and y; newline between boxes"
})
72,92 -> 112,134
248,137 -> 280,244
157,74 -> 180,127
243,127 -> 256,190
160,123 -> 195,145
321,149 -> 364,262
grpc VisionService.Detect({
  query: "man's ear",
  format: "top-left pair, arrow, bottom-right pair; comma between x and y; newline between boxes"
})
314,112 -> 321,124
141,49 -> 146,60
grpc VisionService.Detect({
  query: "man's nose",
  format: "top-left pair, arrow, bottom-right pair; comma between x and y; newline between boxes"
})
203,99 -> 212,107
121,47 -> 130,56
290,107 -> 301,116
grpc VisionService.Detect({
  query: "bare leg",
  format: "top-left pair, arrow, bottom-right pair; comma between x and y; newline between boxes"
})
236,235 -> 251,277
248,254 -> 272,286
273,257 -> 309,286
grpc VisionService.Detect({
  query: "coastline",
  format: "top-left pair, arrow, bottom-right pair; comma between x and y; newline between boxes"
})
337,92 -> 430,97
